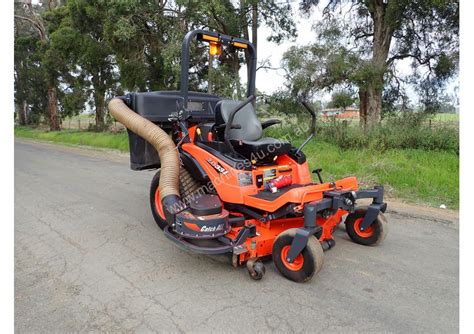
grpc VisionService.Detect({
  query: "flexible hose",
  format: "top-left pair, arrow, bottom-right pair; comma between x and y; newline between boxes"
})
108,98 -> 180,200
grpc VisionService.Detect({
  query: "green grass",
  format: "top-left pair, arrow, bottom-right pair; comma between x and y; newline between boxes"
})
430,113 -> 459,122
301,141 -> 459,209
15,126 -> 459,209
14,127 -> 129,152
267,116 -> 459,153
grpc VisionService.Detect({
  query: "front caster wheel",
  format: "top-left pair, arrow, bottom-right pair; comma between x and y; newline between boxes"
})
272,228 -> 324,283
247,258 -> 265,280
345,206 -> 388,246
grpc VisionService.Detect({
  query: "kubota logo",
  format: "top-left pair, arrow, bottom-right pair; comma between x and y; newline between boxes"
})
206,158 -> 228,175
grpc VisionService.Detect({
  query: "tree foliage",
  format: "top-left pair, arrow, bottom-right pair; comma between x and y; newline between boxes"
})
287,0 -> 459,128
43,0 -> 119,129
327,90 -> 356,109
14,31 -> 48,125
14,0 -> 296,127
14,0 -> 61,130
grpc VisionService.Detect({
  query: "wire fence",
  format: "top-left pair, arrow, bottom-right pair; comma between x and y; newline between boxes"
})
60,114 -> 458,132
61,117 -> 126,132
263,113 -> 459,130
422,120 -> 459,129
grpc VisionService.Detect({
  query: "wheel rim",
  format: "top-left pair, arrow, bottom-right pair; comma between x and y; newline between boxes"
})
280,245 -> 304,271
353,217 -> 374,238
154,187 -> 166,220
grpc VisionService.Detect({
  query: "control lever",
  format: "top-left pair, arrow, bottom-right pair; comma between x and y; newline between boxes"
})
172,99 -> 191,141
312,168 -> 324,184
296,100 -> 317,154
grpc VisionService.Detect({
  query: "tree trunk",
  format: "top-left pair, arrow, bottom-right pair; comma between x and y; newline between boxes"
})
360,1 -> 394,129
47,86 -> 60,130
94,90 -> 105,129
18,101 -> 28,126
359,90 -> 367,130
359,86 -> 382,131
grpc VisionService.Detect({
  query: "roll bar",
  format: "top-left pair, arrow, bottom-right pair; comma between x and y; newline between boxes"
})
180,30 -> 257,108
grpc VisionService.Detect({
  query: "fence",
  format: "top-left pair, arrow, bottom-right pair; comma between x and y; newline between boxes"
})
60,114 -> 458,132
422,120 -> 459,129
263,112 -> 459,129
61,117 -> 125,132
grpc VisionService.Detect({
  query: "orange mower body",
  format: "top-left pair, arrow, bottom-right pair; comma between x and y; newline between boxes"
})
111,30 -> 388,282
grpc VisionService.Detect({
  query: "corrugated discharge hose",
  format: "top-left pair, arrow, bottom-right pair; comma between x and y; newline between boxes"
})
108,98 -> 181,215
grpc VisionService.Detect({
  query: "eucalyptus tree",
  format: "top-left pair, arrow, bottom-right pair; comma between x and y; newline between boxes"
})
288,0 -> 459,129
14,0 -> 61,130
44,0 -> 118,129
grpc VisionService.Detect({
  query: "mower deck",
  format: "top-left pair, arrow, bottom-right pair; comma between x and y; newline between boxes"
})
163,183 -> 386,268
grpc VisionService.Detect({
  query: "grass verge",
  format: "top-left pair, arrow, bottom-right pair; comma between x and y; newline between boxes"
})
15,126 -> 459,209
15,127 -> 129,152
302,141 -> 458,209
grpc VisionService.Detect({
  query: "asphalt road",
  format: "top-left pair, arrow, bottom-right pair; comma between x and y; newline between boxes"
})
15,139 -> 459,333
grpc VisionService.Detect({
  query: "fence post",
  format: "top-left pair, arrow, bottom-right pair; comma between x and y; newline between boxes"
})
78,119 -> 80,129
429,119 -> 432,129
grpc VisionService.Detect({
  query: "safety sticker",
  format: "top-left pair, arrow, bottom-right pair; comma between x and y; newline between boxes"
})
238,172 -> 253,186
263,168 -> 277,181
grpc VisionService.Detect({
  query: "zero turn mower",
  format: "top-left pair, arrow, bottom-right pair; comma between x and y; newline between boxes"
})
109,30 -> 388,282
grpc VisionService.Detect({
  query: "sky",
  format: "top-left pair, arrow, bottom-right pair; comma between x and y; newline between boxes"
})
252,3 -> 317,96
247,2 -> 458,105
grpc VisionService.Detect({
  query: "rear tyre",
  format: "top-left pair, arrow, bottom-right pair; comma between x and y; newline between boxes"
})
272,228 -> 324,283
345,206 -> 388,246
150,168 -> 202,230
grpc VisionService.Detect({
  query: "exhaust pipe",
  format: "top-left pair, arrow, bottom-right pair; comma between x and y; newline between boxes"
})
108,98 -> 182,220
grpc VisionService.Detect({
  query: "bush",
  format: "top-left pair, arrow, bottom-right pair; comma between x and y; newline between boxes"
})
267,113 -> 459,154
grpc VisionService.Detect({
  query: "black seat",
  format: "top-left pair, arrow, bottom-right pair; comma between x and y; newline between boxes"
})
214,100 -> 291,162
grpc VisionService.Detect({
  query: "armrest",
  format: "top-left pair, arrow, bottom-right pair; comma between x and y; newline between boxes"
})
261,119 -> 282,129
215,123 -> 241,130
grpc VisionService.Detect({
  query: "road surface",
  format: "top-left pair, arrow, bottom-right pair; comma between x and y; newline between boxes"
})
15,139 -> 459,333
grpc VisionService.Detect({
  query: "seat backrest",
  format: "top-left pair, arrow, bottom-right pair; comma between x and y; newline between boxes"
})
215,100 -> 262,141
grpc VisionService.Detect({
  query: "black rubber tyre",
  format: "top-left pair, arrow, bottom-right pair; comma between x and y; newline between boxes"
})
150,168 -> 201,230
272,228 -> 324,283
247,260 -> 266,280
344,206 -> 388,246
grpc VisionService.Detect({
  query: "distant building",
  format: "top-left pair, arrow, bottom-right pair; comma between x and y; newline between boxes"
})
321,107 -> 359,119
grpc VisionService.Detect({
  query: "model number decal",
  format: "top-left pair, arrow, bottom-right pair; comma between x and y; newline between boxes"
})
206,158 -> 229,175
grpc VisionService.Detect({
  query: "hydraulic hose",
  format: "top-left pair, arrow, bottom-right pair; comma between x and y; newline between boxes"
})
108,98 -> 181,211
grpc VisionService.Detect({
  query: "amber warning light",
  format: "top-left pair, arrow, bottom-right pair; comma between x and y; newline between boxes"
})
209,42 -> 221,56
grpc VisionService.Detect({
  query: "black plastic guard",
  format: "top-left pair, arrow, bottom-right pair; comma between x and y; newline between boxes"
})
355,185 -> 387,231
128,130 -> 161,170
163,226 -> 233,254
286,202 -> 323,263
